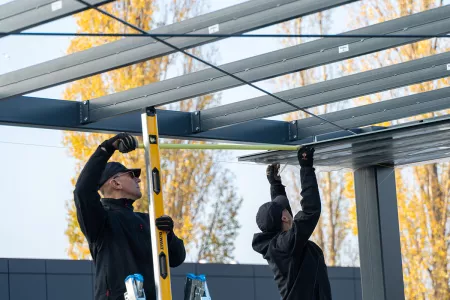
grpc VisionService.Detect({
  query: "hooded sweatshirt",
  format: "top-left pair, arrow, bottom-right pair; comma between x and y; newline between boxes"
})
252,167 -> 332,300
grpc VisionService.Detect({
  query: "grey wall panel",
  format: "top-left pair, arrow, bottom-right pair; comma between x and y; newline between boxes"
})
0,258 -> 7,273
47,274 -> 93,300
205,277 -> 254,300
197,263 -> 253,277
355,279 -> 363,300
46,259 -> 92,274
171,276 -> 189,300
8,258 -> 45,273
0,274 -> 8,300
2,259 -> 366,300
330,279 -> 357,300
9,274 -> 46,300
253,264 -> 274,277
328,267 -> 355,279
254,277 -> 281,299
170,262 -> 196,276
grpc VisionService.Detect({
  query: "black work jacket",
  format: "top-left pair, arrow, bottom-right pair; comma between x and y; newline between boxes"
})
252,167 -> 332,300
74,146 -> 186,300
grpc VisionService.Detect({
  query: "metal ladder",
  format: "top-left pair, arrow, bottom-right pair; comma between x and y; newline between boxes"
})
184,274 -> 212,300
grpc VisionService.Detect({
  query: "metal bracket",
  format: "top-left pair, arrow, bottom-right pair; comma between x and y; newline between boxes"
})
288,120 -> 298,141
79,100 -> 90,124
191,111 -> 201,133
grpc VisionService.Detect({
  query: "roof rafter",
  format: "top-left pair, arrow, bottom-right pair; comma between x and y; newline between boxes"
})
83,5 -> 450,123
0,0 -> 357,99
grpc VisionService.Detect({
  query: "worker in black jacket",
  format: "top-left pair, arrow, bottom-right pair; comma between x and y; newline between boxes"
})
252,146 -> 332,300
74,132 -> 186,300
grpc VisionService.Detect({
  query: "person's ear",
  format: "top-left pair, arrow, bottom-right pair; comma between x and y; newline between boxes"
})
111,179 -> 122,190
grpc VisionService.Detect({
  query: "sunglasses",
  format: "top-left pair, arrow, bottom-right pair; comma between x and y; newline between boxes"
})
110,171 -> 138,183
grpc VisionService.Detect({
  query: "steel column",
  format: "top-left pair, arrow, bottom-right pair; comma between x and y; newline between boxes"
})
353,167 -> 405,300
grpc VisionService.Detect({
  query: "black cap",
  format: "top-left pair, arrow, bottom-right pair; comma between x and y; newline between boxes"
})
273,195 -> 293,217
256,195 -> 292,233
98,162 -> 141,189
256,202 -> 283,233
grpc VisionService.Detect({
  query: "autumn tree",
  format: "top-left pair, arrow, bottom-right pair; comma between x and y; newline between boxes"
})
344,1 -> 450,298
63,0 -> 242,263
276,11 -> 356,266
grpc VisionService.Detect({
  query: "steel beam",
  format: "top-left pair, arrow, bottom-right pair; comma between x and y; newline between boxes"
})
0,0 -> 357,99
354,166 -> 405,300
0,96 -> 290,144
0,0 -> 114,37
201,52 -> 450,130
290,86 -> 450,139
85,5 -> 450,123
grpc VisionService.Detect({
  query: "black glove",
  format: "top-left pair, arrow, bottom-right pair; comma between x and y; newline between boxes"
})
266,164 -> 282,185
297,146 -> 314,167
117,133 -> 138,153
101,133 -> 138,154
155,215 -> 174,232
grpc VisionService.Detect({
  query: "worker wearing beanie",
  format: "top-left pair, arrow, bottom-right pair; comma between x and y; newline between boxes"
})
252,146 -> 332,300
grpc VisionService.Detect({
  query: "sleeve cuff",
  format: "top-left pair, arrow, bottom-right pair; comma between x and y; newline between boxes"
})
99,141 -> 116,156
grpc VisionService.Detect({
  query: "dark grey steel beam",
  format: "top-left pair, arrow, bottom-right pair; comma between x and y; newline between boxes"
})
85,5 -> 450,123
0,0 -> 114,37
0,0 -> 356,99
354,166 -> 405,300
200,48 -> 450,131
290,86 -> 450,139
0,96 -> 290,144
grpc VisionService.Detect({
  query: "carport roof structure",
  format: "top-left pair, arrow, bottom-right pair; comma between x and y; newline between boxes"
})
1,1 -> 449,299
0,0 -> 448,170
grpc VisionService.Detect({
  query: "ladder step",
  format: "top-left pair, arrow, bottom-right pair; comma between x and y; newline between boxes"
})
184,273 -> 211,300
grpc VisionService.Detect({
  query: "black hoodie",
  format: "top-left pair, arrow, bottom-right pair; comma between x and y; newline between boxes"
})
252,167 -> 332,300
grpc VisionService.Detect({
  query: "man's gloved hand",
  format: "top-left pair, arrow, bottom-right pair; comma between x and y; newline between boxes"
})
297,146 -> 315,167
101,133 -> 138,154
117,133 -> 138,153
266,164 -> 282,185
155,215 -> 174,232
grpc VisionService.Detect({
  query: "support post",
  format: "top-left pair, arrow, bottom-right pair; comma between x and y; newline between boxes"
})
141,107 -> 172,300
353,166 -> 405,300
